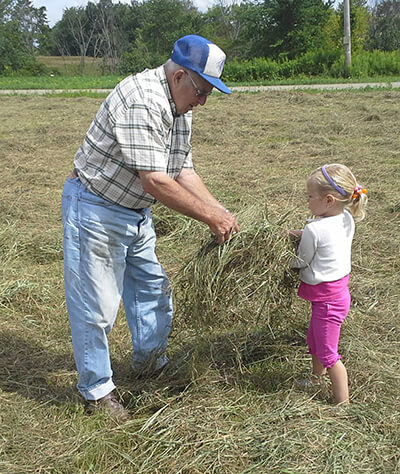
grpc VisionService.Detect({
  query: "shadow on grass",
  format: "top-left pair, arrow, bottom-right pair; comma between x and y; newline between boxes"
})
0,324 -> 307,409
115,326 -> 306,405
0,329 -> 79,404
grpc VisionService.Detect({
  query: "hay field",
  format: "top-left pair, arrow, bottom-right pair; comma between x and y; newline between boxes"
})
0,90 -> 399,473
37,55 -> 104,76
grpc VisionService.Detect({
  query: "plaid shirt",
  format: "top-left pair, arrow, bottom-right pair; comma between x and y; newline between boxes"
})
74,66 -> 193,209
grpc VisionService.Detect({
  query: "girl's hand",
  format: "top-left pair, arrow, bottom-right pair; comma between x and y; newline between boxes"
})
288,229 -> 303,239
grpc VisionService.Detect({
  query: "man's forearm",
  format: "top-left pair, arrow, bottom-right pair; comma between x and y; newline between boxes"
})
139,170 -> 216,223
139,170 -> 238,242
176,168 -> 225,210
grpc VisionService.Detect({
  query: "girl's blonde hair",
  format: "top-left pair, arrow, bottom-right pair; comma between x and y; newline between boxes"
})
308,163 -> 368,221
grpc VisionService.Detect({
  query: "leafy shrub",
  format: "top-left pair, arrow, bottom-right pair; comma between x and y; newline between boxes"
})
224,58 -> 282,81
224,49 -> 400,82
223,59 -> 252,82
350,50 -> 400,77
292,49 -> 342,76
17,60 -> 52,76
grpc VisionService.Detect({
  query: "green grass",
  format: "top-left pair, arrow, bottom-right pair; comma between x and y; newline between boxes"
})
0,90 -> 399,472
1,74 -> 399,90
0,74 -> 123,90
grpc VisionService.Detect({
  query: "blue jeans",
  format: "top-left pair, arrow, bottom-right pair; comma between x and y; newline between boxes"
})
62,177 -> 173,400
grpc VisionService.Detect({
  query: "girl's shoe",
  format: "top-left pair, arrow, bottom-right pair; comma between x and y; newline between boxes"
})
294,374 -> 325,388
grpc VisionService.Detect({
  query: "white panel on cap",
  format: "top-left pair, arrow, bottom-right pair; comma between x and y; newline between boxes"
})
203,43 -> 226,78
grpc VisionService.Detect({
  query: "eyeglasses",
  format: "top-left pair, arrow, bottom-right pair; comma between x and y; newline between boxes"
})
186,71 -> 213,97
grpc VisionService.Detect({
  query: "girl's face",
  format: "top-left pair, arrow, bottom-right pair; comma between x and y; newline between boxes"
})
306,180 -> 330,217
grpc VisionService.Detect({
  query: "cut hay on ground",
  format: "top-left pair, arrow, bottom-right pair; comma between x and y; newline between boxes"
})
174,206 -> 298,332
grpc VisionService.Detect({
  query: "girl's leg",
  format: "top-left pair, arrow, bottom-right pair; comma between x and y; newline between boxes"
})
311,354 -> 327,376
308,312 -> 327,377
310,295 -> 350,404
328,360 -> 349,405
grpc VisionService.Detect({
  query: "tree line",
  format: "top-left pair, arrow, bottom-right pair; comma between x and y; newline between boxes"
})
1,0 -> 400,76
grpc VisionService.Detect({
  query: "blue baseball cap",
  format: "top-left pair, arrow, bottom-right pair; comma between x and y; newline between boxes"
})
171,35 -> 232,95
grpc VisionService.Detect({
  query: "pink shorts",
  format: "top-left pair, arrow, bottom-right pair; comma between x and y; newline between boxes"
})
307,290 -> 351,368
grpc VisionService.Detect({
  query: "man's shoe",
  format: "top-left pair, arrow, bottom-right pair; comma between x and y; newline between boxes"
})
85,391 -> 129,421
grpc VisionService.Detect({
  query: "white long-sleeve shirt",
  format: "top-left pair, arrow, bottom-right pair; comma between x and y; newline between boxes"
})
292,210 -> 355,285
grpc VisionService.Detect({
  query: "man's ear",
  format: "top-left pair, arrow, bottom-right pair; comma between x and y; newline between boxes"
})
172,69 -> 186,87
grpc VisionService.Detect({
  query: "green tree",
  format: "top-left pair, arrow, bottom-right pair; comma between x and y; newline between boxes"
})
136,0 -> 203,58
0,21 -> 31,73
202,1 -> 248,58
54,6 -> 98,73
87,0 -> 133,72
321,9 -> 342,51
335,0 -> 370,53
241,0 -> 334,59
11,0 -> 47,53
368,0 -> 400,51
0,0 -> 47,73
35,23 -> 55,55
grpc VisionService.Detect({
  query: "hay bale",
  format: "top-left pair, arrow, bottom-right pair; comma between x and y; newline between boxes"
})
174,206 -> 298,331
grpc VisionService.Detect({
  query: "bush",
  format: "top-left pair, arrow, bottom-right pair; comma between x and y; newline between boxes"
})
350,50 -> 400,77
17,60 -> 51,76
224,58 -> 281,82
250,57 -> 281,80
223,50 -> 400,82
292,49 -> 342,76
223,59 -> 252,82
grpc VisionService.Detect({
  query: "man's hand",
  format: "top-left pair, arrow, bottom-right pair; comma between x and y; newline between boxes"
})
209,208 -> 239,243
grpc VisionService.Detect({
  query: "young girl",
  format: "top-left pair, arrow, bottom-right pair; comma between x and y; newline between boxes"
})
291,163 -> 368,405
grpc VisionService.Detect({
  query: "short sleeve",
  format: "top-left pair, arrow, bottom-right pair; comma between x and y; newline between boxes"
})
114,102 -> 169,172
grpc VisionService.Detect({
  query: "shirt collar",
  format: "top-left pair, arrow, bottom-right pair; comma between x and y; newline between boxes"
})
156,65 -> 178,117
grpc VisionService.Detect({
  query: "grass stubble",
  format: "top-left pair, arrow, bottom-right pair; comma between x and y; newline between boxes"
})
0,90 -> 399,473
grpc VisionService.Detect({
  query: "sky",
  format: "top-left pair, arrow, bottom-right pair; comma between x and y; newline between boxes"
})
31,0 -> 237,27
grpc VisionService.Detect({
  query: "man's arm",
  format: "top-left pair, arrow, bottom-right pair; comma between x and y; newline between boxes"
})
176,168 -> 225,209
139,170 -> 238,243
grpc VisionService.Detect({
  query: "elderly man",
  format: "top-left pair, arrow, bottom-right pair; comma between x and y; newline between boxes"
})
62,35 -> 238,420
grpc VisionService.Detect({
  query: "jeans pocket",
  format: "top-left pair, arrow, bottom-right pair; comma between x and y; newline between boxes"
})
80,187 -> 114,208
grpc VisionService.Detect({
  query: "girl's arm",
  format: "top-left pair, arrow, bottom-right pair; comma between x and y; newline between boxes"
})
291,226 -> 317,269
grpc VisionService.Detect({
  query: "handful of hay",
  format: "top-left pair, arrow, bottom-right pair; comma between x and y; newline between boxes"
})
174,206 -> 299,331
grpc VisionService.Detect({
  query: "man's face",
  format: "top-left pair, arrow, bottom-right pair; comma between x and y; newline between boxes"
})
171,70 -> 214,115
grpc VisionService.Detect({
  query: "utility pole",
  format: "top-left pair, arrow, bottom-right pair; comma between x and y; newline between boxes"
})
344,0 -> 351,75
